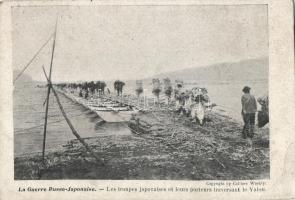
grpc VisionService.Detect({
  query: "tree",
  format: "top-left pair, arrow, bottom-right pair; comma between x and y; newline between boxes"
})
114,80 -> 125,96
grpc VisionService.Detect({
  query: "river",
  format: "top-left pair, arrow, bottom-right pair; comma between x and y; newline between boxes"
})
13,82 -> 131,156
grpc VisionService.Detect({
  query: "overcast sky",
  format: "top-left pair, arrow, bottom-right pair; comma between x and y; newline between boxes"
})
12,5 -> 268,82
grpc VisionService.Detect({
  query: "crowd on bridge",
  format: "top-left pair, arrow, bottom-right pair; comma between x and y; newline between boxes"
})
55,78 -> 269,140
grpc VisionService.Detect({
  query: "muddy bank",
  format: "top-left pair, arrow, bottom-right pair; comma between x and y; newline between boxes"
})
128,110 -> 269,179
15,109 -> 269,180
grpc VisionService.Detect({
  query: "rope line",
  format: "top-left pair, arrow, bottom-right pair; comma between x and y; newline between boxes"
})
13,33 -> 54,84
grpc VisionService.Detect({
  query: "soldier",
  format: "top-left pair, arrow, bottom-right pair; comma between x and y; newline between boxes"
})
257,95 -> 269,128
85,90 -> 89,99
184,90 -> 192,117
174,80 -> 184,113
191,87 -> 209,104
190,87 -> 212,124
241,86 -> 257,139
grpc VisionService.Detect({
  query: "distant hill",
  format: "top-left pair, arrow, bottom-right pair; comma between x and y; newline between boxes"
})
13,70 -> 33,84
152,57 -> 268,82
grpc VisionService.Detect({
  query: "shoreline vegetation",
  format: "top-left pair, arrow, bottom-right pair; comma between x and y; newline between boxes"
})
14,83 -> 269,180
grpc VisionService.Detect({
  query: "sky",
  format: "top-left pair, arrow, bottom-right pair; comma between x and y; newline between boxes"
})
12,5 -> 268,82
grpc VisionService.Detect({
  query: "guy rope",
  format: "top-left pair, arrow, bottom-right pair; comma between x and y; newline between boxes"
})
13,33 -> 54,84
42,67 -> 105,165
40,18 -> 104,165
14,17 -> 105,165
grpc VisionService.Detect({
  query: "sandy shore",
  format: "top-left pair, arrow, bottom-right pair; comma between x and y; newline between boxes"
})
15,105 -> 269,180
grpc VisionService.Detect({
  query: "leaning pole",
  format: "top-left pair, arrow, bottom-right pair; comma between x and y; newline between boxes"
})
41,19 -> 58,162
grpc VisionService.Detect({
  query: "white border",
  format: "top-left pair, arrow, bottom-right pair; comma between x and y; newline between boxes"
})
0,1 -> 294,200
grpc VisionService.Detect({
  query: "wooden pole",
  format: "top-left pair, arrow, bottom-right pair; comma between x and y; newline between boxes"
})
42,18 -> 58,162
42,67 -> 105,165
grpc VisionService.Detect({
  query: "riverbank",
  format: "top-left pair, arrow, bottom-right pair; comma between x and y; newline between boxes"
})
15,108 -> 269,180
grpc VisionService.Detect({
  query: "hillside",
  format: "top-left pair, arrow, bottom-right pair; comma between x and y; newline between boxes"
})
153,57 -> 268,82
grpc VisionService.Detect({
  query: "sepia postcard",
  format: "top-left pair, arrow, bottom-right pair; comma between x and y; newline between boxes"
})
0,0 -> 294,199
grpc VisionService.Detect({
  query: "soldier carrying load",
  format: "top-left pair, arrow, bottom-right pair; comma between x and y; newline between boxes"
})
190,87 -> 213,125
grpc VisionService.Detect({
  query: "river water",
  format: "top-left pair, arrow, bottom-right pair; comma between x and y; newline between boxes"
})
13,82 -> 131,156
123,79 -> 268,121
14,80 -> 268,156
